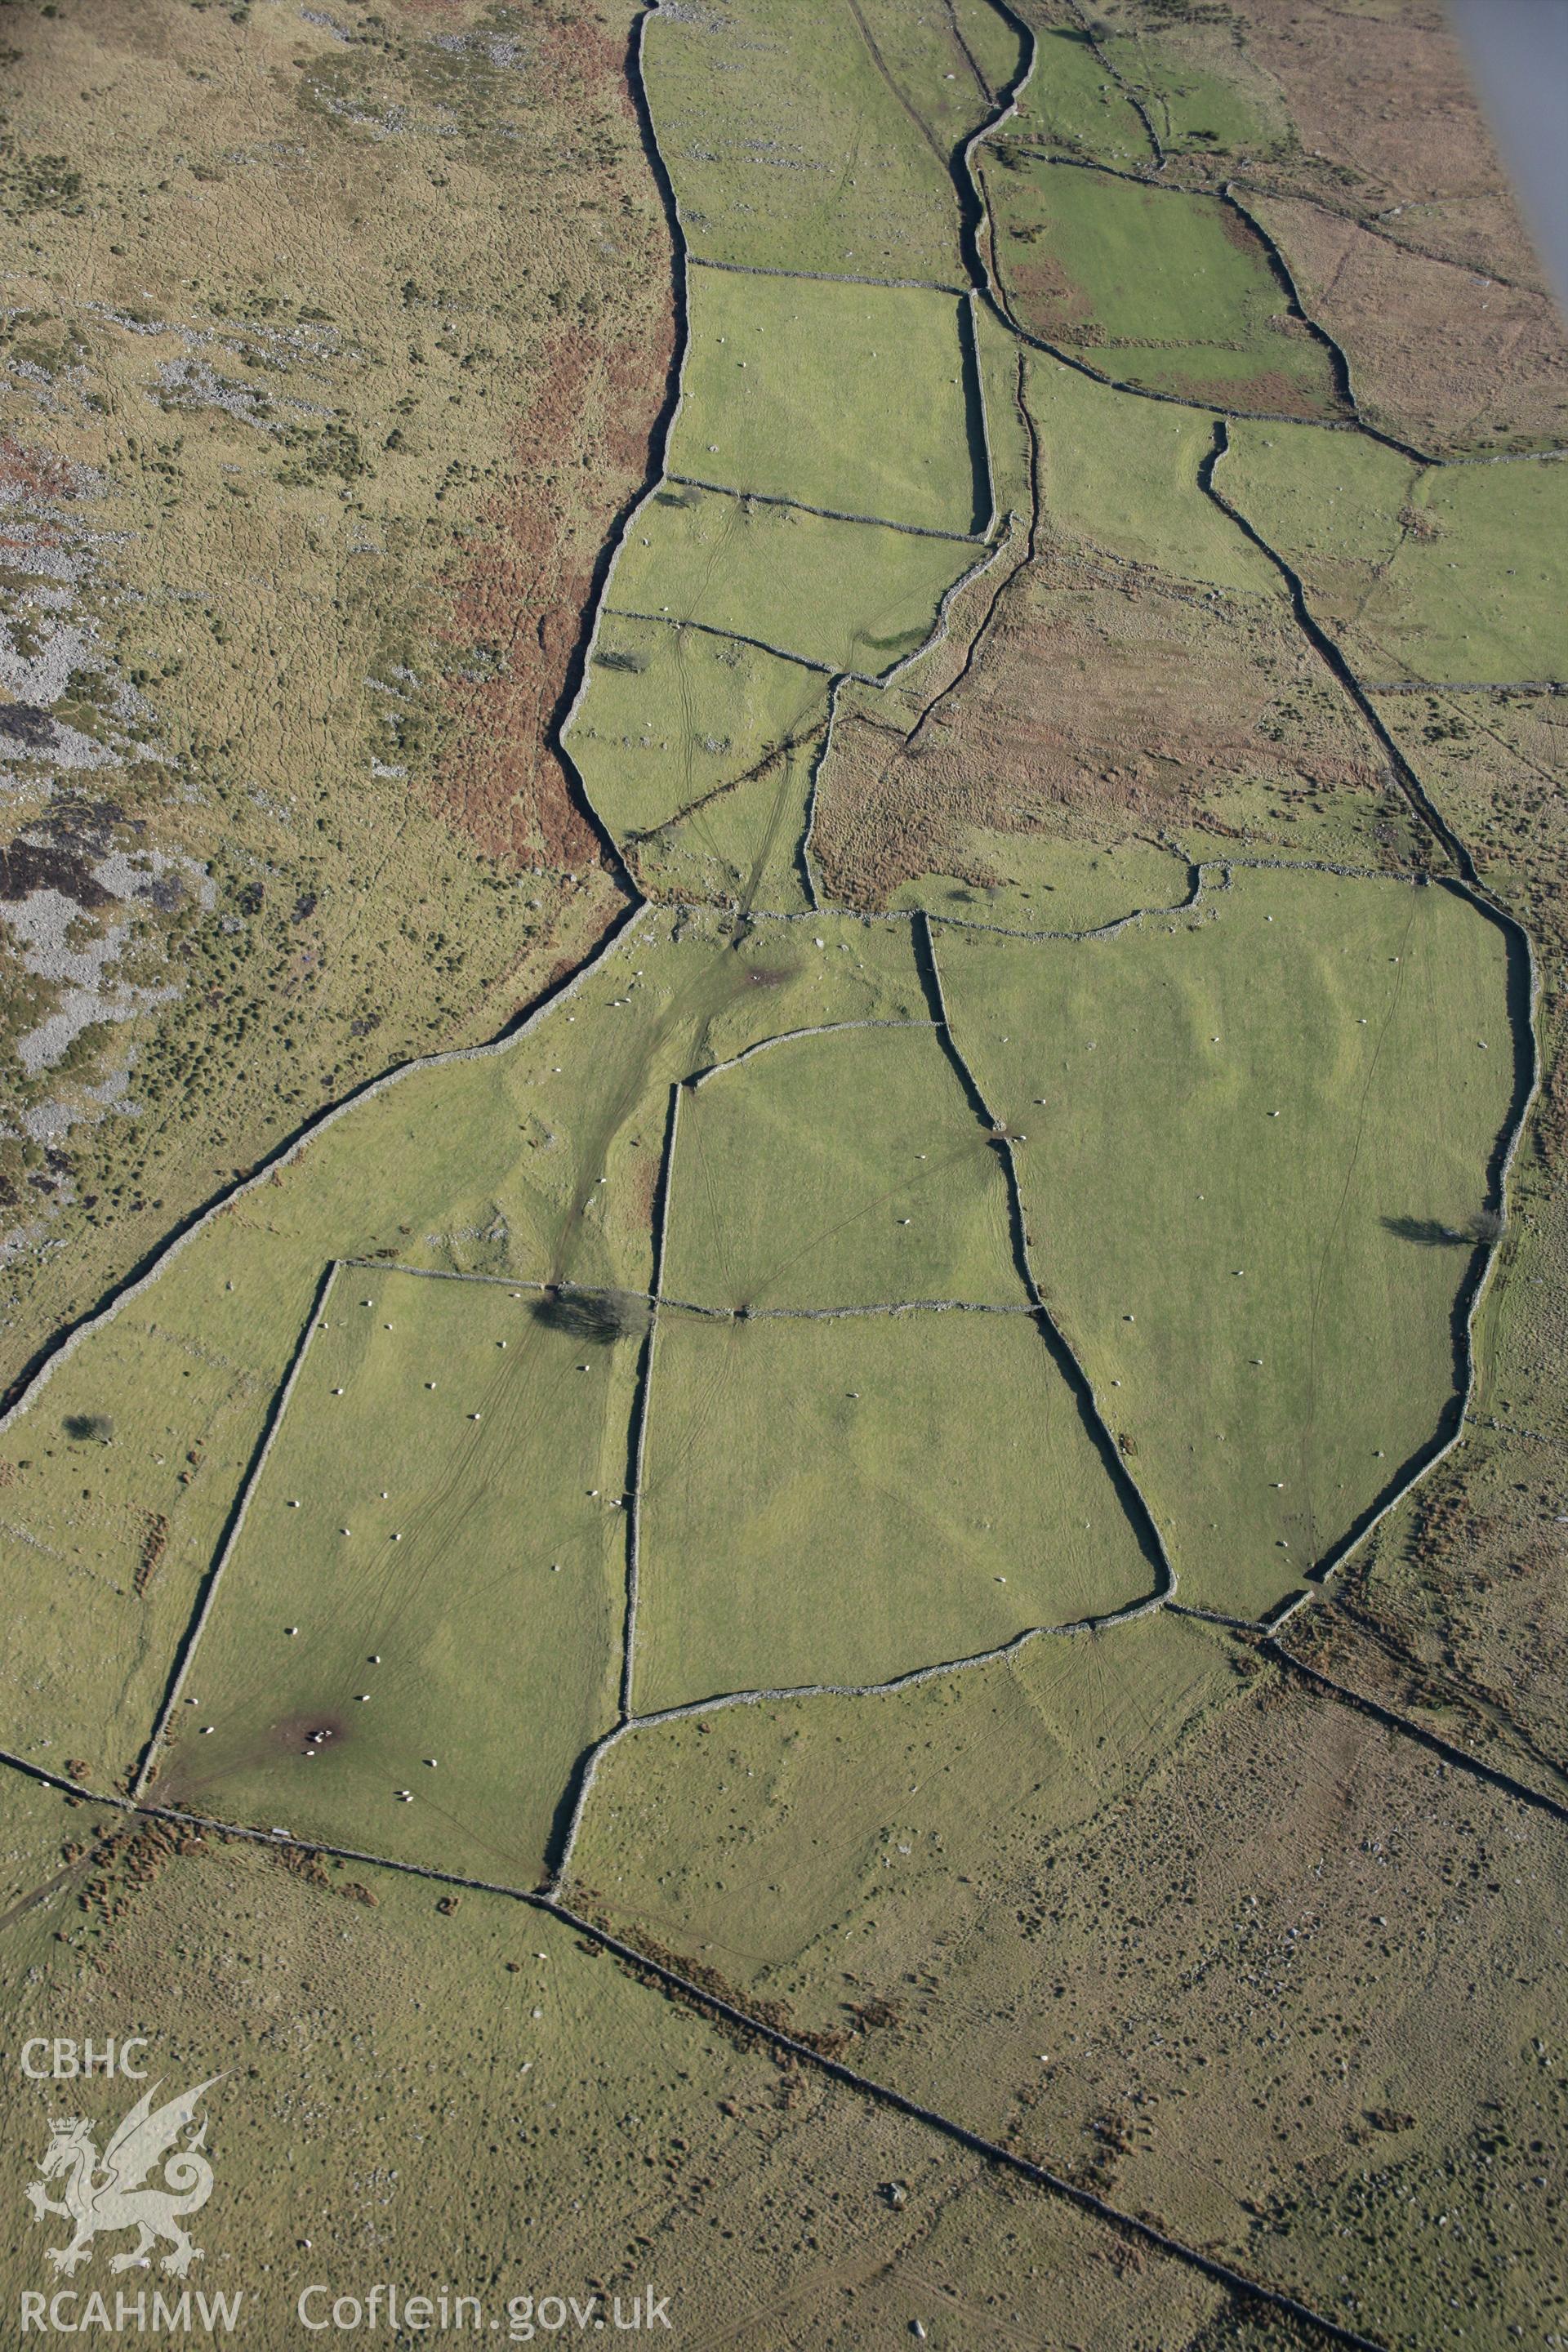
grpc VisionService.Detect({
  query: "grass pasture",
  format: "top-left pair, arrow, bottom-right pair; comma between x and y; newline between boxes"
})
568,608 -> 831,852
0,913 -> 933,1773
670,270 -> 982,535
985,161 -> 1339,415
664,1020 -> 1018,1307
1000,28 -> 1154,165
949,0 -> 1026,101
1221,425 -> 1568,683
1026,358 -> 1276,589
641,0 -> 973,283
629,731 -> 822,913
1374,463 -> 1568,684
937,865 -> 1518,1615
155,1269 -> 628,1886
0,1301 -> 296,1789
634,1307 -> 1156,1709
888,835 -> 1195,934
1097,22 -> 1281,161
609,483 -> 980,677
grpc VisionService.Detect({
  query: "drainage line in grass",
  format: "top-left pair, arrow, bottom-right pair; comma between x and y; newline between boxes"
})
617,1080 -> 681,1723
663,474 -> 989,546
688,254 -> 968,297
621,717 -> 831,849
798,674 -> 840,907
601,604 -> 837,676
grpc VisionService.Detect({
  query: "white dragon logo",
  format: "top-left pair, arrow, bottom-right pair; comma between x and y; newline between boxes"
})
25,2077 -> 221,2278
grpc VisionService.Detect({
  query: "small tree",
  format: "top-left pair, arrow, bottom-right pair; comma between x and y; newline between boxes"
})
63,1412 -> 114,1444
532,1290 -> 649,1347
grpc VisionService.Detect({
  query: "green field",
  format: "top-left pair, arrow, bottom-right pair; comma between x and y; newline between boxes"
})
642,0 -> 976,283
664,1019 -> 1018,1307
936,864 -> 1517,1616
568,607 -> 831,853
0,1298 -> 297,1793
1097,23 -> 1282,160
0,912 -> 932,1771
634,1306 -> 1155,1709
1027,356 -> 1278,587
670,270 -> 982,533
1221,425 -> 1568,682
628,731 -> 822,912
985,160 -> 1339,414
154,1270 -> 627,1885
999,28 -> 1154,165
609,483 -> 980,677
889,835 -> 1196,933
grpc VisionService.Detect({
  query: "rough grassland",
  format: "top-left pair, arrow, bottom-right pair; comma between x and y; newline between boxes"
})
0,1793 -> 1240,2348
813,350 -> 1421,920
568,609 -> 831,852
610,484 -> 978,678
642,0 -> 973,283
635,1307 -> 1153,1709
1220,425 -> 1568,683
0,911 -> 929,1777
1251,192 -> 1568,457
664,1022 -> 1018,1307
1372,688 -> 1568,963
983,159 -> 1338,415
155,1271 -> 627,1886
1209,0 -> 1557,289
938,865 -> 1516,1616
0,0 -> 666,1389
576,1610 -> 1233,1979
670,270 -> 980,534
0,1799 -> 951,2341
574,1619 -> 1568,2347
814,543 -> 1420,917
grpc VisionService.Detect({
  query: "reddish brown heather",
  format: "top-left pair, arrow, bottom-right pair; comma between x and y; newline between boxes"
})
434,307 -> 675,872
